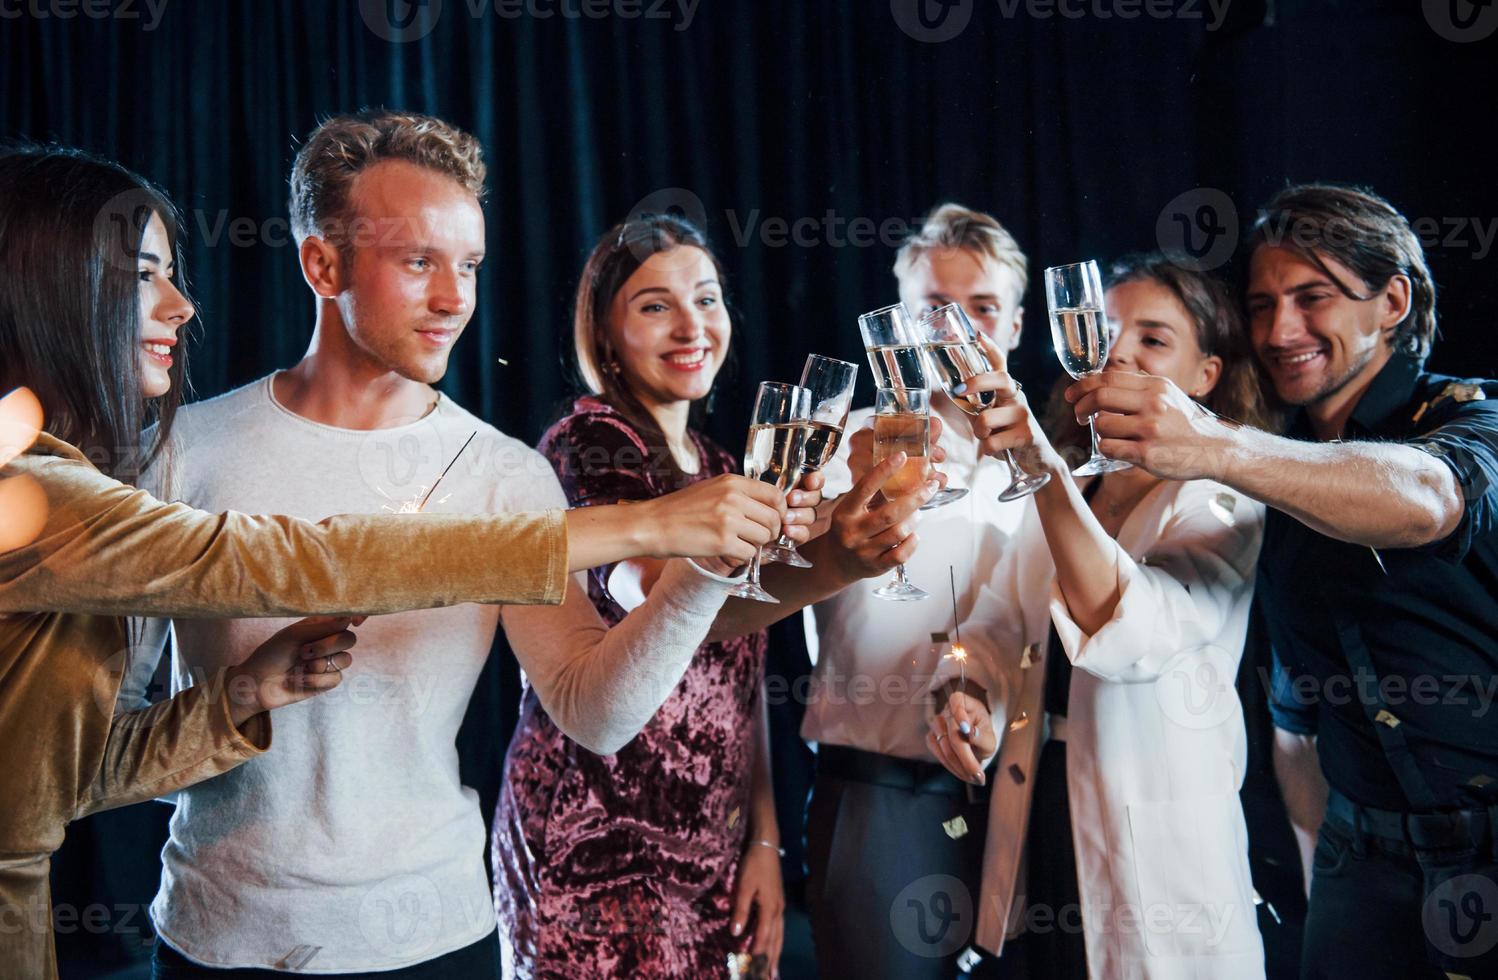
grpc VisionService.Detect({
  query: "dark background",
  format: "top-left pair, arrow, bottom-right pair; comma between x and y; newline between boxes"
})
5,0 -> 1496,976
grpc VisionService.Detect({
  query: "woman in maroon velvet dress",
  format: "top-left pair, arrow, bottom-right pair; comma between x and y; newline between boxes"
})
494,215 -> 791,979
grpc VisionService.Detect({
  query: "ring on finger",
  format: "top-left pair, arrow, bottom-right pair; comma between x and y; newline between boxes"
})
935,732 -> 946,744
325,655 -> 339,674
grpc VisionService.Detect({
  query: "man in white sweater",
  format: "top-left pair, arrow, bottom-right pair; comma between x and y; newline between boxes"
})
123,111 -> 814,978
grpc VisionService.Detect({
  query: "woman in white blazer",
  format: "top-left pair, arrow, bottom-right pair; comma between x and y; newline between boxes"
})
927,253 -> 1278,980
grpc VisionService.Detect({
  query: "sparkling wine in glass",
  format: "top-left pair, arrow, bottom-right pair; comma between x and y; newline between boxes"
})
870,386 -> 931,601
1044,261 -> 1131,476
731,382 -> 812,604
917,303 -> 1051,501
763,355 -> 859,568
856,303 -> 967,510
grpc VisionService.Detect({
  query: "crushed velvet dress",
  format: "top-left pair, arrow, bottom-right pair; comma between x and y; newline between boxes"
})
494,396 -> 768,979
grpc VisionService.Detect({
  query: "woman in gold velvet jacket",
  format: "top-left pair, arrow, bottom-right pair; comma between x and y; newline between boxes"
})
0,147 -> 787,978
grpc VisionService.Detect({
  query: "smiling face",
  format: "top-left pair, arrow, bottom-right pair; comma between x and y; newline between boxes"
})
1104,278 -> 1221,399
136,211 -> 195,398
326,160 -> 486,384
605,245 -> 730,412
898,246 -> 1025,353
1244,244 -> 1409,408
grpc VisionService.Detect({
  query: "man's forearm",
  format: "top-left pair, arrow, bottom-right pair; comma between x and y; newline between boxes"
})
1216,425 -> 1462,549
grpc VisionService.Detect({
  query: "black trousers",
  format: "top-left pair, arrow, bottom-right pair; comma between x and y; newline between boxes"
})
804,747 -> 1023,979
151,928 -> 501,980
1300,814 -> 1445,980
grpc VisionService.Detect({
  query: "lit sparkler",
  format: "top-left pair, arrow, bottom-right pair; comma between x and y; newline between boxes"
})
944,565 -> 967,690
379,431 -> 477,514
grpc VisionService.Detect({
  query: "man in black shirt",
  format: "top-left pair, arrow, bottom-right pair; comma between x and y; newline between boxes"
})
1064,184 -> 1497,979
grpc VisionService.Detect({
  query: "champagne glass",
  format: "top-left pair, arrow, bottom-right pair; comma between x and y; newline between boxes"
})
856,303 -> 967,509
917,303 -> 1051,501
1044,261 -> 1131,476
870,386 -> 932,601
731,382 -> 813,604
762,354 -> 859,568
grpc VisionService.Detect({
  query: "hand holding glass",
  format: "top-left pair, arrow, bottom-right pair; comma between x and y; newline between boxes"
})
731,382 -> 812,604
763,355 -> 859,568
870,386 -> 931,601
917,303 -> 1050,501
1044,260 -> 1131,476
857,303 -> 966,509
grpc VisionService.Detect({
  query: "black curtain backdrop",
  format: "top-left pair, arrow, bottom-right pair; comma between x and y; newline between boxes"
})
5,1 -> 1496,976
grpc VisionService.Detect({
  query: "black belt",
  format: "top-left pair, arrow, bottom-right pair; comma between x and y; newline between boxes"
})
817,744 -> 982,800
1327,788 -> 1498,852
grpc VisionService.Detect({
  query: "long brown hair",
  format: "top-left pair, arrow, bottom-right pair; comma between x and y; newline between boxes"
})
571,213 -> 732,486
1044,252 -> 1276,461
0,145 -> 191,485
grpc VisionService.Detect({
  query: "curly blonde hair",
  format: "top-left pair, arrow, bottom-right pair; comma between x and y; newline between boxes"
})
289,109 -> 486,251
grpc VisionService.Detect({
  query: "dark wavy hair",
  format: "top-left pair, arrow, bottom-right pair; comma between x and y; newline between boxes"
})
1246,183 -> 1438,362
570,212 -> 735,487
1044,252 -> 1277,459
0,145 -> 191,484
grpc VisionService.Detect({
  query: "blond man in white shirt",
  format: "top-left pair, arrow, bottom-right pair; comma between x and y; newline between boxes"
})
802,204 -> 1033,979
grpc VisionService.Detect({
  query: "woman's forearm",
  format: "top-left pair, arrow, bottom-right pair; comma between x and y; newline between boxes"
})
563,504 -> 655,572
1032,462 -> 1125,636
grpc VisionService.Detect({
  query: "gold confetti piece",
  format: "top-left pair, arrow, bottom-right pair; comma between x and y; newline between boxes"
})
1443,973 -> 1473,980
1375,710 -> 1401,728
1020,644 -> 1039,669
726,806 -> 740,830
1468,774 -> 1495,788
942,815 -> 969,840
496,357 -> 510,366
1208,492 -> 1238,527
1008,711 -> 1030,732
1008,764 -> 1026,785
931,631 -> 949,644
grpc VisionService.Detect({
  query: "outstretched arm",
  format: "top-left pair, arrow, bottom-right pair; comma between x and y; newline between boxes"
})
1065,372 -> 1490,550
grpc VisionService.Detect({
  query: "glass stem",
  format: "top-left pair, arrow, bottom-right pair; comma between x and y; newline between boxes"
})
748,547 -> 765,588
1003,448 -> 1024,478
893,563 -> 911,587
1088,413 -> 1103,460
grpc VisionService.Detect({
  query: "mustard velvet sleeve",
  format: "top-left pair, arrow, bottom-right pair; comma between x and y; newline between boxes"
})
76,667 -> 271,818
0,437 -> 569,618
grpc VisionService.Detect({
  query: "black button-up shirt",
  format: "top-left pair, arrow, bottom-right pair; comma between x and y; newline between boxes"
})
1258,353 -> 1498,811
